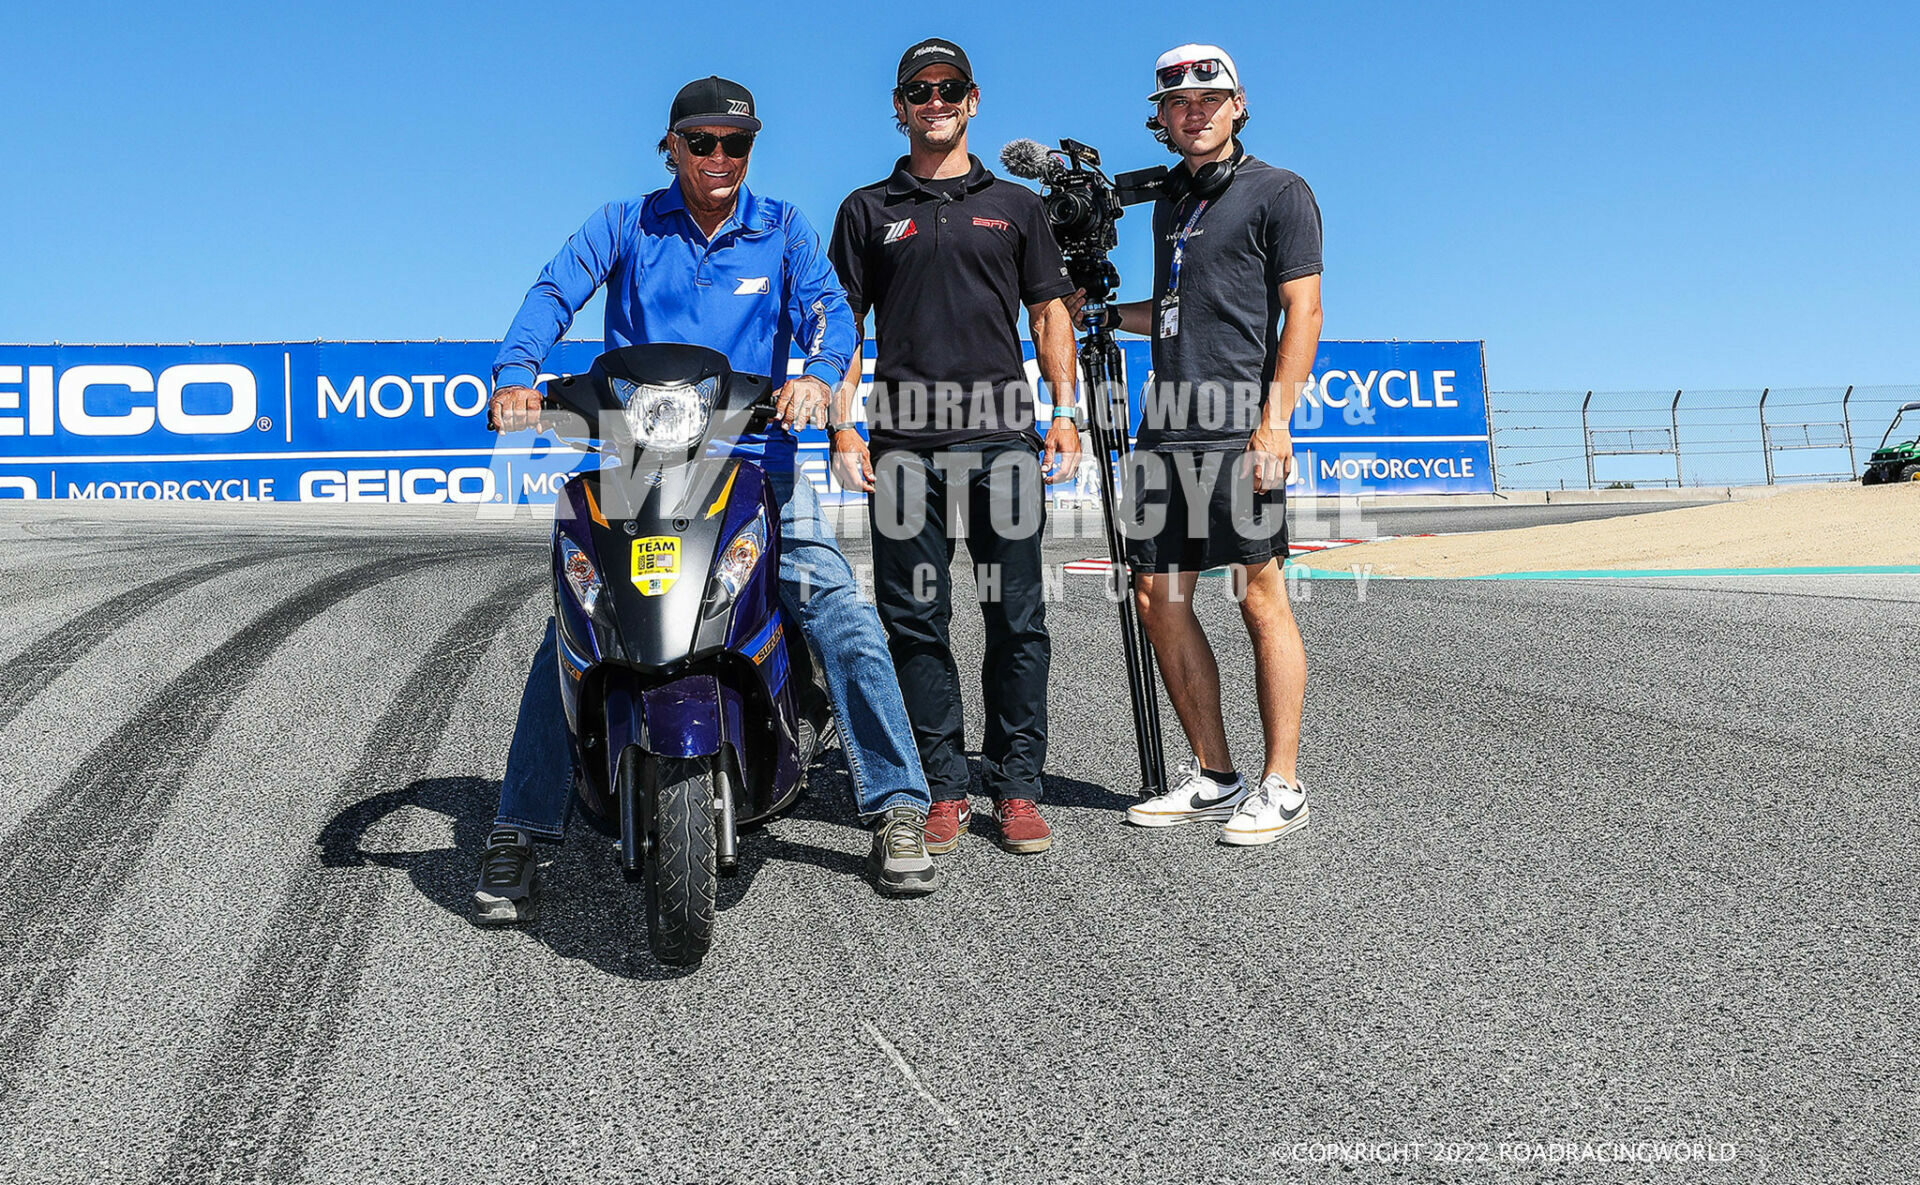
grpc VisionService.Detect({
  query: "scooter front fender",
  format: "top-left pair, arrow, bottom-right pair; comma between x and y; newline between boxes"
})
602,676 -> 725,764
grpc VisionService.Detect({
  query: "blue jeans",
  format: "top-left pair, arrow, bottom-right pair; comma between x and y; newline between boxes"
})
494,464 -> 930,838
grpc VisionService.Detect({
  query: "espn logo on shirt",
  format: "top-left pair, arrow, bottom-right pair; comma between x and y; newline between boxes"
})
882,218 -> 918,245
972,217 -> 1011,232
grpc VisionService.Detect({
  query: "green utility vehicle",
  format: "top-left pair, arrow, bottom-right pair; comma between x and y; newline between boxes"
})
1861,401 -> 1920,484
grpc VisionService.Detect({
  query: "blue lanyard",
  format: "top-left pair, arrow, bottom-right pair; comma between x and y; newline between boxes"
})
1166,198 -> 1211,298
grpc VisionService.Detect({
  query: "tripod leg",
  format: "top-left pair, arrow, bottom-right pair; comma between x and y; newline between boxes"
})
1081,335 -> 1168,799
1103,337 -> 1169,796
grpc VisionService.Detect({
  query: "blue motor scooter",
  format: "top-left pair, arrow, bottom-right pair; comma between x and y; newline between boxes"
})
542,344 -> 831,966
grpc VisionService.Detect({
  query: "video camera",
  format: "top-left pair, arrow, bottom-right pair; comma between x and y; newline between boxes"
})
1000,138 -> 1166,302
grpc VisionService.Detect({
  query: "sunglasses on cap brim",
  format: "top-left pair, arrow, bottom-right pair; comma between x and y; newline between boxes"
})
1156,59 -> 1227,90
899,78 -> 974,105
681,130 -> 756,158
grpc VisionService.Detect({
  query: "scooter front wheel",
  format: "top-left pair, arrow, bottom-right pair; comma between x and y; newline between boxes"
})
642,756 -> 718,966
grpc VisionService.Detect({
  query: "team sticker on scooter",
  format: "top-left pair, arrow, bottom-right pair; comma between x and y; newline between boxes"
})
630,536 -> 681,596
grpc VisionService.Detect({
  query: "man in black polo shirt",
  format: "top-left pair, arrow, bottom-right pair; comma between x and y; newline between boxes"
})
1070,43 -> 1324,846
828,37 -> 1081,857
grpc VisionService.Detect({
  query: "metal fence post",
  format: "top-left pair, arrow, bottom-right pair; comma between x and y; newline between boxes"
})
1581,390 -> 1595,489
1759,387 -> 1773,485
1671,389 -> 1683,487
1480,342 -> 1499,492
1841,385 -> 1857,478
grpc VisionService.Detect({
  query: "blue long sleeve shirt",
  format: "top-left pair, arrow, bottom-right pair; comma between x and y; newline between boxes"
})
493,181 -> 854,458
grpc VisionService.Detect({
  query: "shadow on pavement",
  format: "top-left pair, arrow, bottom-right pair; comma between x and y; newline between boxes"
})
314,759 -> 876,981
314,752 -> 1132,980
1035,769 -> 1137,812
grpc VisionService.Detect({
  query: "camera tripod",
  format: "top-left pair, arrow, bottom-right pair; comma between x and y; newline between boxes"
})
1074,271 -> 1169,801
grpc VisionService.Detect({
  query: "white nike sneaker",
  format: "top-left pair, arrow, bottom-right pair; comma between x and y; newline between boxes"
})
1219,774 -> 1310,846
1125,757 -> 1251,827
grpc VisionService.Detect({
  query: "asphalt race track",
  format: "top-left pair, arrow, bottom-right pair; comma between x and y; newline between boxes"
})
0,500 -> 1910,1184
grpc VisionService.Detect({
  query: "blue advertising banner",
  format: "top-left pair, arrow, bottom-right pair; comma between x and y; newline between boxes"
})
1107,339 -> 1494,496
1,342 -> 612,506
1290,340 -> 1494,495
0,340 -> 1490,504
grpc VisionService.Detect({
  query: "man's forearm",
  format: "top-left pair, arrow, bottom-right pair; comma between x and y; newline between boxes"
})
1031,302 -> 1079,410
493,205 -> 624,389
1112,300 -> 1153,337
1265,302 -> 1324,429
493,284 -> 574,390
832,339 -> 864,427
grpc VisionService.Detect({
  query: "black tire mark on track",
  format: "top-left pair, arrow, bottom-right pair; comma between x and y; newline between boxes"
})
0,549 -> 494,1103
158,575 -> 543,1185
0,549 -> 332,731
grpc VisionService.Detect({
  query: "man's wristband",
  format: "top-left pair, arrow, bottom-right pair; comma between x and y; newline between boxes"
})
1048,405 -> 1084,425
829,421 -> 862,436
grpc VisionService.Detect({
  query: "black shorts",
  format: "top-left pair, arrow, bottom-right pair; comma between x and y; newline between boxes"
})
1121,449 -> 1289,573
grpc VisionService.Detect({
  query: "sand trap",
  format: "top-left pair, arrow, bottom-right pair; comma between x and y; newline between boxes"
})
1295,482 -> 1920,577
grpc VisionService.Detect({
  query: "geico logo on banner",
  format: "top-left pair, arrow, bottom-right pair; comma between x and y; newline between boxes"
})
299,467 -> 497,503
0,364 -> 259,437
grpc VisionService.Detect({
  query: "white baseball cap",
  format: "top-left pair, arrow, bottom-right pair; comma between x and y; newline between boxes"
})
1148,44 -> 1241,102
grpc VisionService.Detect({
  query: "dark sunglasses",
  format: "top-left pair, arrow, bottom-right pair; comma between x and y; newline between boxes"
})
899,78 -> 973,105
681,130 -> 755,158
1156,58 -> 1226,89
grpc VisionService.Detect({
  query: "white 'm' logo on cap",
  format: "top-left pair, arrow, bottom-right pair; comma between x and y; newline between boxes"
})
728,99 -> 749,115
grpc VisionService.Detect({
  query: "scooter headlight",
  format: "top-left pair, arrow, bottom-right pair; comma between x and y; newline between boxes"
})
559,536 -> 603,615
712,507 -> 769,607
612,376 -> 720,451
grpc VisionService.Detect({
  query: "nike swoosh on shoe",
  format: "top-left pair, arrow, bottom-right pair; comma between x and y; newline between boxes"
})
1188,786 -> 1244,810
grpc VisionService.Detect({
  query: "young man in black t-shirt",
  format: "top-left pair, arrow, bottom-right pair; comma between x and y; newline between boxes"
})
828,38 -> 1083,857
1069,43 -> 1324,846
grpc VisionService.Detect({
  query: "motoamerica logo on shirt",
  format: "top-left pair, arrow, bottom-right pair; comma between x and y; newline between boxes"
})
882,218 -> 918,245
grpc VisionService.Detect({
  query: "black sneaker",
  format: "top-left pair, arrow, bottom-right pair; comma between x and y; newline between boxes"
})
868,807 -> 939,897
473,827 -> 536,925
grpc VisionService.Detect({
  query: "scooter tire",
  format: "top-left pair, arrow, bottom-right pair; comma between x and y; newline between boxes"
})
646,757 -> 718,966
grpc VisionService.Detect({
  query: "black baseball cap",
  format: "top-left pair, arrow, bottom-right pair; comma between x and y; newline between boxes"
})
669,75 -> 762,133
896,38 -> 972,87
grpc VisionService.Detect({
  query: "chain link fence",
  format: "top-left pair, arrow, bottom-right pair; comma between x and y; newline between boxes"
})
1490,385 -> 1920,489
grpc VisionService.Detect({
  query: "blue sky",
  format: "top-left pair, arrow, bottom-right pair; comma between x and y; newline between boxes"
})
2,1 -> 1914,389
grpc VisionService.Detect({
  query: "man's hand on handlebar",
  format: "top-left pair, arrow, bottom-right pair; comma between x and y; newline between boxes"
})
487,385 -> 543,433
773,375 -> 832,430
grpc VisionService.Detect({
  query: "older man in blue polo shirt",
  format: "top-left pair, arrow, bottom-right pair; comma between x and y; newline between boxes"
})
473,77 -> 937,921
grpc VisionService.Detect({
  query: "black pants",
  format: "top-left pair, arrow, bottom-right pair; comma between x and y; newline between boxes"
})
869,442 -> 1050,804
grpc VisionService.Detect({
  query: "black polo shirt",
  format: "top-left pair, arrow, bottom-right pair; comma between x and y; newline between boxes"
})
829,155 -> 1074,452
1142,155 -> 1323,452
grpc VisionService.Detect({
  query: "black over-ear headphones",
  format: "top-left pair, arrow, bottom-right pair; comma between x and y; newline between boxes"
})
1160,142 -> 1246,203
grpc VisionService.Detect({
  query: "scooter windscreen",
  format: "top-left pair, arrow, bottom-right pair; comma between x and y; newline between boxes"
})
542,344 -> 774,460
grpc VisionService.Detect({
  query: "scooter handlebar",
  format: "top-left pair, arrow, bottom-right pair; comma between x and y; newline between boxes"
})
536,376 -> 780,434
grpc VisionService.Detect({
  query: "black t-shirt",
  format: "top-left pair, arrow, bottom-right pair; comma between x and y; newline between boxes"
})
830,155 -> 1075,452
1141,155 -> 1323,451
